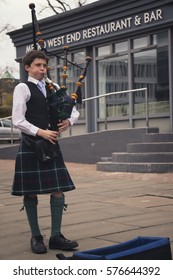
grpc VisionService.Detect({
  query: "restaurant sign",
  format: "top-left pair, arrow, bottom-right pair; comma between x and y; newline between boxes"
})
25,7 -> 169,52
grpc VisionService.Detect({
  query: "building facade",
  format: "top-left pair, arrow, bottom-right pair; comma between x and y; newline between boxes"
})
8,0 -> 173,135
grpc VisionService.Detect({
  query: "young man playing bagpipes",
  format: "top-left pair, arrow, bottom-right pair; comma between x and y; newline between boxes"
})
11,50 -> 79,254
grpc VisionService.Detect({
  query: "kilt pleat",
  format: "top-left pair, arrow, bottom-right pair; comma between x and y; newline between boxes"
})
11,139 -> 75,196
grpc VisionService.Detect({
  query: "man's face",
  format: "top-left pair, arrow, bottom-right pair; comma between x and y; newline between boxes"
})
25,58 -> 47,80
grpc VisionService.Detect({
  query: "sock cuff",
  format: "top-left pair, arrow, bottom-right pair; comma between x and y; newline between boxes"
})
50,194 -> 65,206
24,196 -> 38,207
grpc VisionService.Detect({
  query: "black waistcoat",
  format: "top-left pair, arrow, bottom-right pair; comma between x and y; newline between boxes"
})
25,81 -> 50,129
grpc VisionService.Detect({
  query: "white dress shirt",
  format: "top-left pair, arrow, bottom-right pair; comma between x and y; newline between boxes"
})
12,76 -> 80,136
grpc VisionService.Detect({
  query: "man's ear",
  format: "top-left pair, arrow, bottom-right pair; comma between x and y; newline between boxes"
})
25,65 -> 30,71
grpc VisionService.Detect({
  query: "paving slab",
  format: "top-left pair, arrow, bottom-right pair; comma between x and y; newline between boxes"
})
0,160 -> 173,260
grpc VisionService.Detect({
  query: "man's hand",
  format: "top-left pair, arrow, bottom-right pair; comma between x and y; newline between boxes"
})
57,119 -> 71,133
37,129 -> 59,144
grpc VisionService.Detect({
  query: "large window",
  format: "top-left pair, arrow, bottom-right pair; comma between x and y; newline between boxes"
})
133,32 -> 169,115
97,41 -> 128,118
96,31 -> 169,120
98,56 -> 128,118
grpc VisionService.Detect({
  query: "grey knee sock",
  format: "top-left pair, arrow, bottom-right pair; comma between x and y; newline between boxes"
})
50,194 -> 65,238
24,196 -> 41,237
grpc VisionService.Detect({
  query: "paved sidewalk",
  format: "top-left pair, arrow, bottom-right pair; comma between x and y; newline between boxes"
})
0,159 -> 173,260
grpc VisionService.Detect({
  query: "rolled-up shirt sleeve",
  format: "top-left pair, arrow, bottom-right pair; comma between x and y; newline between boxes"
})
12,83 -> 39,136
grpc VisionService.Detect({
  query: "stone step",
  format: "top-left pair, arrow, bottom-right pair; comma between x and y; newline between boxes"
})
97,162 -> 173,173
127,142 -> 173,153
112,152 -> 173,163
97,132 -> 173,173
142,133 -> 173,143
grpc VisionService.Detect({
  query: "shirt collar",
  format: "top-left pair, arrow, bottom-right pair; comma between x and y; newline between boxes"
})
28,76 -> 46,85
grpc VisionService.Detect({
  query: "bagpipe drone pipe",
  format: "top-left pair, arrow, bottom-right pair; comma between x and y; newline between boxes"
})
29,3 -> 92,130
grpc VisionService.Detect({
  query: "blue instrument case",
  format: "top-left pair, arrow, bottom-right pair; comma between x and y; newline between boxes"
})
56,236 -> 172,260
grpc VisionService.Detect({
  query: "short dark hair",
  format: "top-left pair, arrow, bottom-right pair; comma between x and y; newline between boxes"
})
23,50 -> 49,66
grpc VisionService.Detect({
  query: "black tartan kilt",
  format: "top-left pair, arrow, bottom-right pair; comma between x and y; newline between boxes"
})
11,138 -> 75,196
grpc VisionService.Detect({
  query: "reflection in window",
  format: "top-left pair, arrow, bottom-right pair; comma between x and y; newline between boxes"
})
97,45 -> 111,56
48,57 -> 56,82
133,36 -> 148,49
73,52 -> 85,63
98,55 -> 128,118
115,41 -> 128,53
153,32 -> 168,46
133,47 -> 169,115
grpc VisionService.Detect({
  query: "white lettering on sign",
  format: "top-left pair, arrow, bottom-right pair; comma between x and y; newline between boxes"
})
144,9 -> 162,23
26,44 -> 34,52
26,41 -> 47,53
47,36 -> 65,47
66,32 -> 81,43
83,17 -> 132,39
25,8 -> 164,53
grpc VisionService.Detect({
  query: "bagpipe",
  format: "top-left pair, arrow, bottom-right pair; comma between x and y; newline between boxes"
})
29,3 -> 92,130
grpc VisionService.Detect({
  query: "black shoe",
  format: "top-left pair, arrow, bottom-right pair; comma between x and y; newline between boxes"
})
31,235 -> 47,254
49,233 -> 78,251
